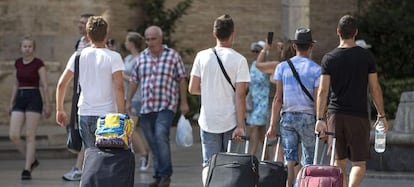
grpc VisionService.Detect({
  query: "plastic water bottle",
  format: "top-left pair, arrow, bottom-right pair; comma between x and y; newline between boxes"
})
374,120 -> 386,153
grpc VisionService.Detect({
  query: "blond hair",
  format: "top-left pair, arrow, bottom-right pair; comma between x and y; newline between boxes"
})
126,32 -> 144,51
20,36 -> 36,50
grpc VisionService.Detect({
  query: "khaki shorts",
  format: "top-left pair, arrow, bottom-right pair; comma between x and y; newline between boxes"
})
328,113 -> 371,162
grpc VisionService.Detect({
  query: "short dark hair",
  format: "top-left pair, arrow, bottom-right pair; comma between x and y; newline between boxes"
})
294,43 -> 312,52
213,14 -> 234,41
338,15 -> 358,39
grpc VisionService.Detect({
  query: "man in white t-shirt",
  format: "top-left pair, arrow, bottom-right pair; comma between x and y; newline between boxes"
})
189,14 -> 250,169
56,16 -> 125,148
62,13 -> 94,181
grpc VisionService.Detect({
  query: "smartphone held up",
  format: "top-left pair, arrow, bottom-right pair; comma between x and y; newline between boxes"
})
267,32 -> 274,45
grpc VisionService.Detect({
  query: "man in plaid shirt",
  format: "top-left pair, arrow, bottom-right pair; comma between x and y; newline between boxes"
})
126,25 -> 189,187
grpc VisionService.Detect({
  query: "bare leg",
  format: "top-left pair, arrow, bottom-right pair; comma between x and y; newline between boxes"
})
249,125 -> 266,156
131,131 -> 148,155
348,161 -> 366,187
130,115 -> 148,155
335,159 -> 348,187
277,144 -> 284,162
249,126 -> 259,155
9,112 -> 26,157
24,112 -> 41,170
76,149 -> 84,170
286,161 -> 296,187
294,163 -> 302,181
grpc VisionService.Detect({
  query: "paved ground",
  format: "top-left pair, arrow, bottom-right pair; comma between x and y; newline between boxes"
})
1,142 -> 414,187
0,125 -> 413,187
0,143 -> 203,187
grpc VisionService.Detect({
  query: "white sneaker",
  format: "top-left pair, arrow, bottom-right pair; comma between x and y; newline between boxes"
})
139,154 -> 150,171
62,167 -> 82,181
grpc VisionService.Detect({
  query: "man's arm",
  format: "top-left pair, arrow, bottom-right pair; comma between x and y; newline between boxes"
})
179,78 -> 189,115
112,71 -> 125,113
368,73 -> 388,131
188,75 -> 201,95
55,69 -> 74,127
267,80 -> 283,138
232,81 -> 248,139
315,75 -> 330,136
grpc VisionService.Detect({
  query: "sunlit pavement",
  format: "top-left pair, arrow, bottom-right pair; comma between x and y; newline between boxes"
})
0,125 -> 413,187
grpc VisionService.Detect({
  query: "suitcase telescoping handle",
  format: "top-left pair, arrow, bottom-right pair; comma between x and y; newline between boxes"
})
260,135 -> 281,161
313,132 -> 336,166
227,136 -> 250,154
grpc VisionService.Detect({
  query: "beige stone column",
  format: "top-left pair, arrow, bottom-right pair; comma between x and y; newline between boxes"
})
281,0 -> 310,40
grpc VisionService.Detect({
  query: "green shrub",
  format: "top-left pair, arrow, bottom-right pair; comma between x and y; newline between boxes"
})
357,0 -> 414,119
357,0 -> 414,79
375,78 -> 414,119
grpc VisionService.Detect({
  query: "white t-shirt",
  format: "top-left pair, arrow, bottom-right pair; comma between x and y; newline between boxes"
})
67,47 -> 125,116
190,47 -> 250,133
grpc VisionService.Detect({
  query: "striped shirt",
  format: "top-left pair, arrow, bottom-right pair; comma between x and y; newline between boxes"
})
76,36 -> 90,52
131,45 -> 186,114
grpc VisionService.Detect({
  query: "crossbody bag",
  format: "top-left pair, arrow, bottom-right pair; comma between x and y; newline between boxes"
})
212,48 -> 235,91
286,59 -> 314,102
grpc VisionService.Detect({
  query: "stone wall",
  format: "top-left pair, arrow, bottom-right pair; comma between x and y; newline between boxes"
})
310,0 -> 359,62
0,0 -> 359,126
0,0 -> 136,126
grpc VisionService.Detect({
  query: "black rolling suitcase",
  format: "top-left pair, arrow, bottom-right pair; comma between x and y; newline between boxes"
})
205,136 -> 259,187
80,147 -> 135,187
258,136 -> 287,187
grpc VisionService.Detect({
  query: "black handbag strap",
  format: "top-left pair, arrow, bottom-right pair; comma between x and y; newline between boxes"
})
69,53 -> 81,129
286,59 -> 314,102
212,48 -> 235,92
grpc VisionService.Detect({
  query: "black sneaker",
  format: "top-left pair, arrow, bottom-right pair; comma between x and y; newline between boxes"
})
31,159 -> 39,171
21,170 -> 31,180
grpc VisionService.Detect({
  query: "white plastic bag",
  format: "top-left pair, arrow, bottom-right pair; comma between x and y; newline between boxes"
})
176,115 -> 193,147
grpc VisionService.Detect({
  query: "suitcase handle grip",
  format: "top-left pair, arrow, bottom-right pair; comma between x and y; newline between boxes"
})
313,131 -> 336,166
261,135 -> 281,161
232,135 -> 250,141
227,136 -> 250,153
316,131 -> 335,138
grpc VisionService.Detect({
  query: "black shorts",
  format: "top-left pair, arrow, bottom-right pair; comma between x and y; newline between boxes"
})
328,113 -> 371,162
12,89 -> 43,113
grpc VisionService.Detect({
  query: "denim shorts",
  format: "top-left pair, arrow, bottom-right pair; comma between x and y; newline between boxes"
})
280,112 -> 316,166
79,115 -> 99,149
12,89 -> 43,113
